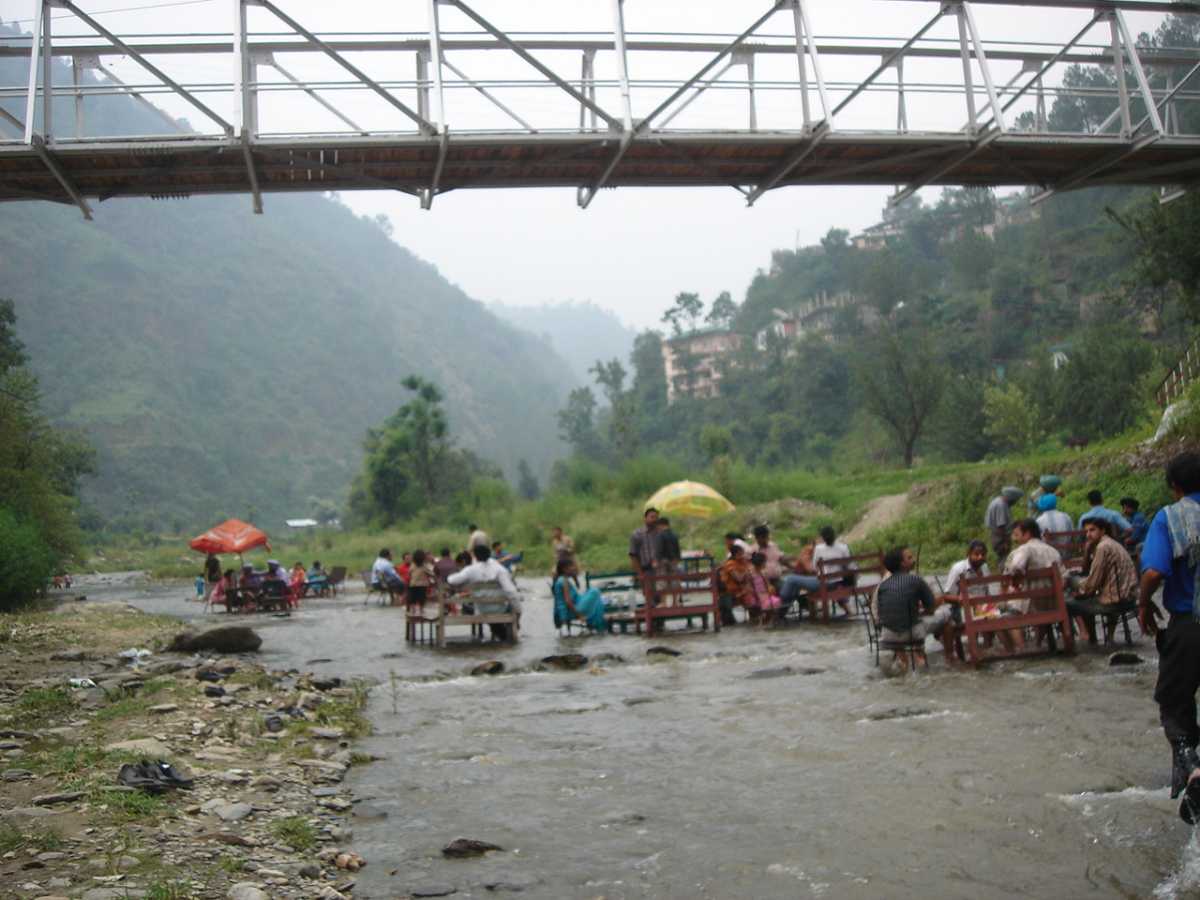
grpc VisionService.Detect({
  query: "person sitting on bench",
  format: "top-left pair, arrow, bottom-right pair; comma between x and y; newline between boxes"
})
1067,518 -> 1138,642
447,543 -> 522,640
371,548 -> 406,604
872,546 -> 953,660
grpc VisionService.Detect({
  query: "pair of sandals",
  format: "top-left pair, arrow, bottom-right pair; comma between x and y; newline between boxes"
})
117,760 -> 194,794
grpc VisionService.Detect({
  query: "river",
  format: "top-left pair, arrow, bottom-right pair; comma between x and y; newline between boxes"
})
91,574 -> 1198,900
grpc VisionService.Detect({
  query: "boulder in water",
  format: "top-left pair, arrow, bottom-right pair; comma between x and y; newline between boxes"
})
1109,651 -> 1144,666
646,646 -> 681,657
167,627 -> 261,654
470,661 -> 505,677
540,654 -> 588,670
443,837 -> 503,858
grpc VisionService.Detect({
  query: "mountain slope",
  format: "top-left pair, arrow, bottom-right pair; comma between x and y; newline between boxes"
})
491,301 -> 637,383
1,192 -> 572,533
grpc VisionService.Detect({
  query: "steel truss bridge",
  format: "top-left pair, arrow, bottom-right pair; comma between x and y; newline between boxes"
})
2,0 -> 1200,218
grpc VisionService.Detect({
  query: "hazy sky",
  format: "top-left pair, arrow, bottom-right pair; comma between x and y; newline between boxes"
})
6,0 -> 1171,329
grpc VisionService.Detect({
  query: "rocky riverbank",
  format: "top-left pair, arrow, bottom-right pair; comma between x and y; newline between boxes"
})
0,601 -> 374,899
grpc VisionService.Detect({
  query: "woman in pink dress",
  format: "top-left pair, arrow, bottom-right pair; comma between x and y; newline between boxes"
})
749,552 -> 783,627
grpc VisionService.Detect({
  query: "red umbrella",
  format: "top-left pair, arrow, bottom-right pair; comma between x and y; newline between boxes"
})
189,518 -> 270,556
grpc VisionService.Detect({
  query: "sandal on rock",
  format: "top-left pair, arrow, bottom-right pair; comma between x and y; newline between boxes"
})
117,761 -> 169,795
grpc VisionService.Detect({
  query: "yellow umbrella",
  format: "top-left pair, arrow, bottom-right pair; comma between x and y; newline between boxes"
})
645,481 -> 735,519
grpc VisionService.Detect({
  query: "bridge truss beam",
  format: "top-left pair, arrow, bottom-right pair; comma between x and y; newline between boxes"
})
2,0 -> 1200,217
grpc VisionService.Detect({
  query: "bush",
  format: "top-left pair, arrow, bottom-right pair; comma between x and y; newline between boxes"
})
0,507 -> 55,610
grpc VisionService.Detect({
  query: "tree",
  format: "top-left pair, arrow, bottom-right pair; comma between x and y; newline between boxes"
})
983,381 -> 1045,453
352,375 -> 453,523
855,330 -> 948,467
516,458 -> 540,500
556,387 -> 604,460
590,358 -> 638,462
0,299 -> 94,605
705,291 -> 738,329
1112,192 -> 1200,326
661,291 -> 705,336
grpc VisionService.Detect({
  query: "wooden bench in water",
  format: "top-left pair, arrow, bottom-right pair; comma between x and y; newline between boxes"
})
953,566 -> 1075,667
810,552 -> 886,624
633,568 -> 722,635
406,580 -> 520,648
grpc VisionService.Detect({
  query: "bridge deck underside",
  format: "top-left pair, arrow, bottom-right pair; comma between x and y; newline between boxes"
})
3,134 -> 1199,204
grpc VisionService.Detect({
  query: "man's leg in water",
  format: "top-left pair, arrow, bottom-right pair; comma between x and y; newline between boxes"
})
1154,617 -> 1200,797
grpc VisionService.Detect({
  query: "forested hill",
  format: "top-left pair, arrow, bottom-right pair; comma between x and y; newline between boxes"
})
0,25 -> 572,534
491,301 -> 637,383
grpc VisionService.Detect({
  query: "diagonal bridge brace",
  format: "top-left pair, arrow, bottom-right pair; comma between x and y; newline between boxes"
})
31,133 -> 92,219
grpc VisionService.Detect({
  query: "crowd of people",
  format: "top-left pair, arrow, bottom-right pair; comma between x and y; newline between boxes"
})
368,526 -> 524,640
201,557 -> 331,611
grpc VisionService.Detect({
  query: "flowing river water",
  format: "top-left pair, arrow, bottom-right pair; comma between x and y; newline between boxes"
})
93,574 -> 1200,900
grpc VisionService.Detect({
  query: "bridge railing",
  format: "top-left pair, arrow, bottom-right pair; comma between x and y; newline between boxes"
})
3,0 -> 1200,151
1158,335 -> 1200,409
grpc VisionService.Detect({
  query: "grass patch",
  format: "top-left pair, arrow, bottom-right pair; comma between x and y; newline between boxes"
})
227,669 -> 276,691
270,815 -> 317,852
8,686 -> 77,728
311,682 -> 371,739
146,881 -> 193,900
0,821 -> 63,853
93,787 -> 170,824
92,677 -> 173,722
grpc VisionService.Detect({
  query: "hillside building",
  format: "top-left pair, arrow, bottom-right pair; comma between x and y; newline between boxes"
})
662,329 -> 743,403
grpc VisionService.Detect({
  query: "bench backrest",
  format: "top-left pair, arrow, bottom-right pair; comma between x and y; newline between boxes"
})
817,552 -> 885,591
1044,529 -> 1086,564
957,566 -> 1064,618
453,578 -> 511,613
641,568 -> 718,604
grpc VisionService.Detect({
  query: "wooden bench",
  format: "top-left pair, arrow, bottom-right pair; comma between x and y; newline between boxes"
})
954,566 -> 1074,667
583,570 -> 644,634
637,569 -> 721,636
811,552 -> 886,624
429,579 -> 520,648
1044,529 -> 1087,569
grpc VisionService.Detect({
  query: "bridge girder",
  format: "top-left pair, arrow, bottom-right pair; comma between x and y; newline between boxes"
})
3,0 -> 1200,216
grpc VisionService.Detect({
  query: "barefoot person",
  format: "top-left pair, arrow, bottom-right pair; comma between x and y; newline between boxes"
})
1137,452 -> 1200,823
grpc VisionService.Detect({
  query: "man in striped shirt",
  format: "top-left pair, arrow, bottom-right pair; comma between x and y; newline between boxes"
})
872,546 -> 953,644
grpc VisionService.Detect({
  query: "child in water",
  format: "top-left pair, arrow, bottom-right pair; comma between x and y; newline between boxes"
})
749,552 -> 783,627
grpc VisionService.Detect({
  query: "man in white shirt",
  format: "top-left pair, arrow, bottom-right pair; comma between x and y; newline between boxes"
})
1035,494 -> 1074,539
943,540 -> 991,598
812,525 -> 856,617
447,543 -> 522,640
371,548 -> 404,603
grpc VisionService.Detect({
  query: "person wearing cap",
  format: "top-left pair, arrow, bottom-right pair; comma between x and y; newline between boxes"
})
1036,493 -> 1074,550
985,486 -> 1023,561
1027,474 -> 1062,516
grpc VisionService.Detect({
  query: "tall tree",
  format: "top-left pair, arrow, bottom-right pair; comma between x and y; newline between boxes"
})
855,330 -> 948,467
516,458 -> 540,500
590,358 -> 637,461
661,291 -> 705,336
705,291 -> 738,329
556,386 -> 604,460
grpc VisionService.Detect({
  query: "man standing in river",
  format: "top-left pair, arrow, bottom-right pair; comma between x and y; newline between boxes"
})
1137,451 -> 1200,823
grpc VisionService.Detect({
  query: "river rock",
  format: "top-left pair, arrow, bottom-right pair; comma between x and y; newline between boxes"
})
443,838 -> 503,858
353,803 -> 388,821
592,653 -> 626,664
167,627 -> 262,654
32,791 -> 84,806
646,646 -> 681,657
50,649 -> 86,661
311,676 -> 343,691
149,703 -> 179,714
311,727 -> 344,741
105,737 -> 170,757
3,769 -> 33,781
203,685 -> 226,697
470,661 -> 505,676
411,886 -> 457,898
227,883 -> 269,900
214,802 -> 253,822
1109,651 -> 1144,666
865,706 -> 932,721
540,654 -> 588,670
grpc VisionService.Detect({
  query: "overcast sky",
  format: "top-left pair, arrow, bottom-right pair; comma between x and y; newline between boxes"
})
6,0 -> 1172,329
